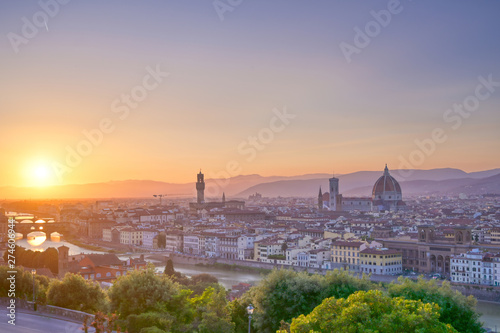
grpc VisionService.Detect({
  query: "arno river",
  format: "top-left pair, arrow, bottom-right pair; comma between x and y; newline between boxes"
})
17,239 -> 500,331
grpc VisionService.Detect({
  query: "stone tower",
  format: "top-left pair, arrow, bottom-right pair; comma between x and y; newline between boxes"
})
453,226 -> 471,245
329,176 -> 339,211
57,245 -> 69,278
418,225 -> 435,243
196,170 -> 205,204
318,187 -> 323,210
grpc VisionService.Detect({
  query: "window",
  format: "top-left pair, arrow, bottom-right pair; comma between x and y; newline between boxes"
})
106,272 -> 111,277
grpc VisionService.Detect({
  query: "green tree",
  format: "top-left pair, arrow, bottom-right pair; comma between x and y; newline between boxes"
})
126,312 -> 173,333
197,287 -> 235,333
287,290 -> 458,333
0,266 -> 37,301
228,298 -> 251,333
41,247 -> 59,275
163,259 -> 190,285
22,249 -> 36,268
108,265 -> 179,318
32,251 -> 42,269
164,259 -> 175,276
243,268 -> 375,333
47,273 -> 108,313
188,286 -> 234,333
90,312 -> 121,333
321,268 -> 374,300
190,273 -> 218,285
34,274 -> 51,305
139,327 -> 168,333
388,277 -> 482,333
189,273 -> 220,296
245,269 -> 325,333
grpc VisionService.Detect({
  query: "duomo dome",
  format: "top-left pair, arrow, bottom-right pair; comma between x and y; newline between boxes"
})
371,165 -> 405,211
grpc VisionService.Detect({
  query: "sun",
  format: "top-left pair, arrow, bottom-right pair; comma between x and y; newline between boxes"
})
34,165 -> 50,180
26,161 -> 55,187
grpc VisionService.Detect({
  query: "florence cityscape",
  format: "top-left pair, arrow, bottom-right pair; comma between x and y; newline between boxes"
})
1,1 -> 500,332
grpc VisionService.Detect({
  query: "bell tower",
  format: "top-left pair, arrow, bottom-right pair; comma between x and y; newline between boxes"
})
329,176 -> 339,211
58,245 -> 69,278
196,170 -> 205,204
318,187 -> 323,210
418,225 -> 435,243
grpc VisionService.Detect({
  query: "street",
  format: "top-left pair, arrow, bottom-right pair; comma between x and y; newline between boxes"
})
0,309 -> 94,333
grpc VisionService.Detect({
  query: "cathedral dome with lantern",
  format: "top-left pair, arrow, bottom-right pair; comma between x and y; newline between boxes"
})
371,165 -> 405,212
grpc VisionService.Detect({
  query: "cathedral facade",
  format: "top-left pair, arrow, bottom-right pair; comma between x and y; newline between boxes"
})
318,165 -> 406,212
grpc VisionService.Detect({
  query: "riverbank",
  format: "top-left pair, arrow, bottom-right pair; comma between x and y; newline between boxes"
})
64,238 -> 113,253
159,260 -> 500,330
195,262 -> 272,275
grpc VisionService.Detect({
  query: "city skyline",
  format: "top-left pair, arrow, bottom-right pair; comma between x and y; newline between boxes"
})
1,1 -> 500,188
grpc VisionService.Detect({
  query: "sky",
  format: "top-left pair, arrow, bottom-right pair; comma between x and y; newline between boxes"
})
1,0 -> 500,187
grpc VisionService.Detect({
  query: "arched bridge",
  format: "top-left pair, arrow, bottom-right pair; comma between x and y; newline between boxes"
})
12,216 -> 70,238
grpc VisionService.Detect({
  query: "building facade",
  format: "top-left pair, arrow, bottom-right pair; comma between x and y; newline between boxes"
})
360,248 -> 402,275
378,225 -> 474,275
450,249 -> 499,286
319,165 -> 405,212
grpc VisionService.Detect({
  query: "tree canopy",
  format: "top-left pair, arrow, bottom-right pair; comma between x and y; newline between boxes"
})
108,265 -> 179,318
46,272 -> 108,313
3,245 -> 59,275
287,290 -> 458,333
388,277 -> 482,333
241,268 -> 374,333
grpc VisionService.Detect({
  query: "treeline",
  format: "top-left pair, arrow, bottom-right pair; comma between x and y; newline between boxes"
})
2,245 -> 59,275
0,263 -> 484,333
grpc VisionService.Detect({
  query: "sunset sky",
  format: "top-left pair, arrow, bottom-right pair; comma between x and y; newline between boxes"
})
1,0 -> 500,187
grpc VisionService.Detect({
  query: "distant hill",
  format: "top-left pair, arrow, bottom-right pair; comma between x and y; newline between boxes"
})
237,169 -> 500,198
343,173 -> 500,197
0,174 -> 330,200
1,168 -> 499,200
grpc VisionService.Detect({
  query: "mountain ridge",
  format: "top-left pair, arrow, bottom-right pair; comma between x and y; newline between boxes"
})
1,168 -> 499,200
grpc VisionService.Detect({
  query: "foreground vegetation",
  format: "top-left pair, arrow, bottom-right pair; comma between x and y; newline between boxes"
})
0,263 -> 484,333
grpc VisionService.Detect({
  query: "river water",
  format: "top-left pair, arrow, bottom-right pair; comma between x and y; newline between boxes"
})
17,240 -> 500,330
153,262 -> 265,289
15,238 -> 106,255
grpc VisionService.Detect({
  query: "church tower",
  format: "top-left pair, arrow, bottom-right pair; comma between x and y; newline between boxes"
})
57,245 -> 69,278
318,187 -> 323,210
196,170 -> 205,204
329,176 -> 339,211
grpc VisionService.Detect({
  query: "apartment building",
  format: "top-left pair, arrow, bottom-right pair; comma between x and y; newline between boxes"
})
450,249 -> 499,286
360,248 -> 402,275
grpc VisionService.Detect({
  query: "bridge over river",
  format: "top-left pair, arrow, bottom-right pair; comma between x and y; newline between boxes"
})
9,214 -> 70,238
